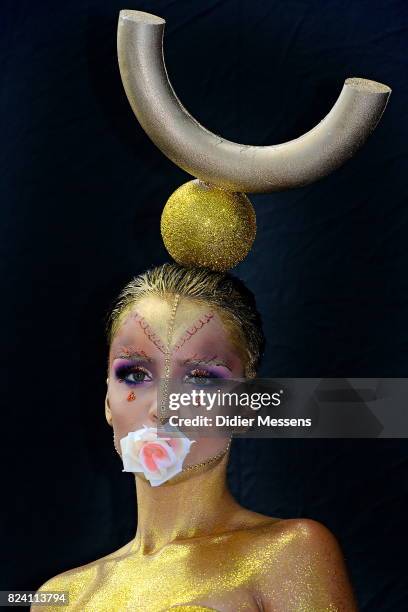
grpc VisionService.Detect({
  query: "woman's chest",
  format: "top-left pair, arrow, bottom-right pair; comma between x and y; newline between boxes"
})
70,541 -> 264,611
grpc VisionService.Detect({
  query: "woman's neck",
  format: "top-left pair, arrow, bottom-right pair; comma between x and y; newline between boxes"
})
132,450 -> 239,555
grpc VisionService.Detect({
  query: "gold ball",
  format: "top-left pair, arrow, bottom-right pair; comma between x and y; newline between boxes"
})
160,180 -> 256,272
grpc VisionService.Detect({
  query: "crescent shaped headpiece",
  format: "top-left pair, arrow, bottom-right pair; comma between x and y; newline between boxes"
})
117,9 -> 391,271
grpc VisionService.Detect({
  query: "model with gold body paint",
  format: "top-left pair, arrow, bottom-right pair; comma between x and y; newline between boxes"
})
31,2 -> 392,607
33,264 -> 358,611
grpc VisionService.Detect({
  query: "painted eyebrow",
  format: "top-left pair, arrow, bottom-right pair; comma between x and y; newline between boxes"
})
181,355 -> 232,371
113,347 -> 154,362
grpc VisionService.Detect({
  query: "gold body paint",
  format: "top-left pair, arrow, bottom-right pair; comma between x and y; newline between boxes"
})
33,450 -> 353,611
34,298 -> 356,610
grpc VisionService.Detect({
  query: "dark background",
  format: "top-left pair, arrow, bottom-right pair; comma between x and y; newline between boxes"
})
1,0 -> 407,610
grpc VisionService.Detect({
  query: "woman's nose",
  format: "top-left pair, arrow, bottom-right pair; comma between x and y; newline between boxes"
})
147,394 -> 158,424
146,385 -> 172,425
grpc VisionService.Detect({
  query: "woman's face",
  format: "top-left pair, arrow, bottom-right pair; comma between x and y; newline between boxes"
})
106,294 -> 245,469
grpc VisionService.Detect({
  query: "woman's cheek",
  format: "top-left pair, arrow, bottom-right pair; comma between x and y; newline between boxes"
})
108,388 -> 147,434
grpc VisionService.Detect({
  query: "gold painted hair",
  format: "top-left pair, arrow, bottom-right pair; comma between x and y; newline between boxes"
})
106,263 -> 265,378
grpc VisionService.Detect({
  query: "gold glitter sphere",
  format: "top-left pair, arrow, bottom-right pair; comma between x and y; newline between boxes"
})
160,179 -> 257,272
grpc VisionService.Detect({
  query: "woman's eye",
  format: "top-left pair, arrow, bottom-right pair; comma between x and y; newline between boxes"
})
115,365 -> 153,386
183,369 -> 218,386
126,370 -> 152,384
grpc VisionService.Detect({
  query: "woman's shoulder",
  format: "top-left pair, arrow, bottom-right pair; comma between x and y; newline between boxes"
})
232,507 -> 339,540
230,511 -> 349,574
31,539 -> 134,609
228,505 -> 333,540
248,515 -> 344,555
267,516 -> 340,541
250,517 -> 358,610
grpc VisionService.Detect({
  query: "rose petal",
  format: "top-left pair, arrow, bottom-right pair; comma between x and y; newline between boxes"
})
119,426 -> 196,485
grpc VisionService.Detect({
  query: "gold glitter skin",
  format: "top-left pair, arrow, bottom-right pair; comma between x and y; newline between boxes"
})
32,449 -> 358,611
34,296 -> 357,610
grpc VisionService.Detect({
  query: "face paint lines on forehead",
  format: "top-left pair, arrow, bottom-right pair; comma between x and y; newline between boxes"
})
131,312 -> 167,354
129,310 -> 215,354
173,312 -> 214,351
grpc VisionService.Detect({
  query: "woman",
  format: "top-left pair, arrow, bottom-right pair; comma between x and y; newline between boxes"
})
33,262 -> 358,611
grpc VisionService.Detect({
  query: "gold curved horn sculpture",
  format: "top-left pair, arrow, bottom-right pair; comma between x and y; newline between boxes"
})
117,9 -> 391,194
116,8 -> 391,271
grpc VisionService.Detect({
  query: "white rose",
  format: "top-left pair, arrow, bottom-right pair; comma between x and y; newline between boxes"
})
119,425 -> 195,486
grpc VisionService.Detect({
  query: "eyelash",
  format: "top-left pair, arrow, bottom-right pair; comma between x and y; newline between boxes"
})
114,365 -> 220,386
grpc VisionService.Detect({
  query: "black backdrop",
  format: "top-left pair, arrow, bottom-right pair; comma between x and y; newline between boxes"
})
1,0 -> 408,610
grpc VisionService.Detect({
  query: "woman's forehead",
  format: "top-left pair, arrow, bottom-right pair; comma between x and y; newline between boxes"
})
111,294 -> 230,352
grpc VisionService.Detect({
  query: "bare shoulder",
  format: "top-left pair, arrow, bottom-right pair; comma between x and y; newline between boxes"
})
251,516 -> 346,552
31,540 -> 134,611
275,516 -> 345,548
252,518 -> 359,611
